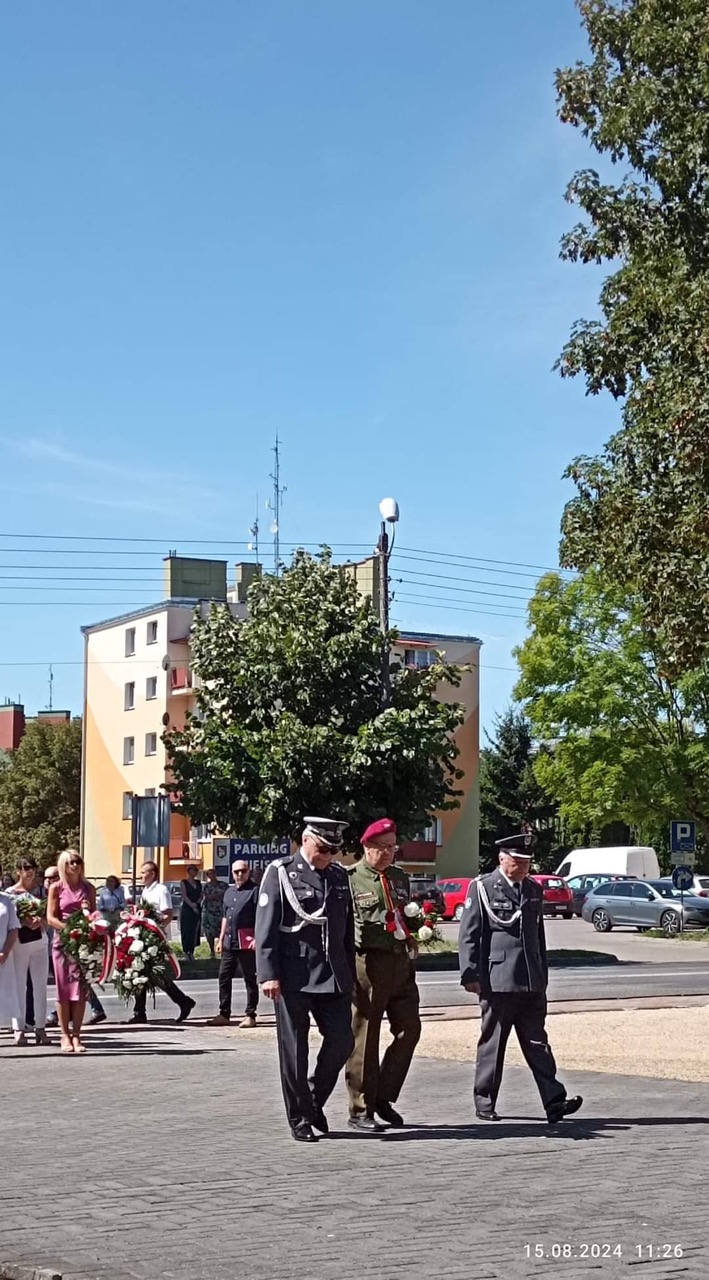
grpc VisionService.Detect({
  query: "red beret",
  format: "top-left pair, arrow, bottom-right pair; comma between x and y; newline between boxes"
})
361,818 -> 397,844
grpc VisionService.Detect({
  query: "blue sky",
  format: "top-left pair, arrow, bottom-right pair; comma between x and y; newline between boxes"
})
0,1 -> 613,732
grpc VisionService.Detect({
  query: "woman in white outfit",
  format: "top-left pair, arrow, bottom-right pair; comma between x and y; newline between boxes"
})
8,858 -> 50,1046
0,890 -> 20,1029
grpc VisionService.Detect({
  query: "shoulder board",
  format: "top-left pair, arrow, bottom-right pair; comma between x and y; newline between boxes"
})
270,856 -> 292,868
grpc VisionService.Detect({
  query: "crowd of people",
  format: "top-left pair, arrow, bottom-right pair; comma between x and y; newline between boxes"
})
0,822 -> 584,1142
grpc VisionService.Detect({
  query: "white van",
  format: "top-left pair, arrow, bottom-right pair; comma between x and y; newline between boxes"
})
555,846 -> 660,881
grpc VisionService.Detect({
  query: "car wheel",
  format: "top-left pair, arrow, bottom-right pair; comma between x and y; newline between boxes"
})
661,910 -> 681,935
563,911 -> 573,919
453,904 -> 464,922
592,909 -> 612,933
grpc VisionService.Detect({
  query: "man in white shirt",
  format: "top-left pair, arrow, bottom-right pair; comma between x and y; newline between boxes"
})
128,861 -> 195,1025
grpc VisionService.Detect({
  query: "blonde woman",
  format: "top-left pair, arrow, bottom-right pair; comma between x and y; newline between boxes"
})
46,850 -> 96,1054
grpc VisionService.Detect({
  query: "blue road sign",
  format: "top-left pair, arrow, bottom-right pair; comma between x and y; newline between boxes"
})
213,837 -> 291,878
670,820 -> 696,854
672,866 -> 694,892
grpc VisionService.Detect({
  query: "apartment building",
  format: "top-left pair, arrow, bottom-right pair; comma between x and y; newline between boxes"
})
80,557 -> 480,883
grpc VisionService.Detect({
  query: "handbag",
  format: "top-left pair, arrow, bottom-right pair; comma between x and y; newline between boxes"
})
237,928 -> 256,950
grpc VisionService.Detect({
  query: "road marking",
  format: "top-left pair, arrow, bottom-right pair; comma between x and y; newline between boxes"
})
416,967 -> 709,987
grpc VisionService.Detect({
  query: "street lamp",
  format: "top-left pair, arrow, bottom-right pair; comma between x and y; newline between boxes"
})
377,497 -> 399,705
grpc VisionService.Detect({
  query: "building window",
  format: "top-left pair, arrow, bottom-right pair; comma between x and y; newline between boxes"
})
147,620 -> 158,645
123,736 -> 135,765
146,676 -> 158,700
122,791 -> 133,820
403,648 -> 438,669
424,818 -> 443,845
124,681 -> 135,711
145,732 -> 157,756
121,845 -> 133,874
125,628 -> 136,657
145,787 -> 156,796
193,823 -> 211,842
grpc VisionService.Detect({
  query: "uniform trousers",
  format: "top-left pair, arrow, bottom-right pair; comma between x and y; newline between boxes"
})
346,949 -> 421,1116
12,939 -> 48,1033
218,947 -> 259,1018
474,992 -> 566,1114
274,990 -> 354,1129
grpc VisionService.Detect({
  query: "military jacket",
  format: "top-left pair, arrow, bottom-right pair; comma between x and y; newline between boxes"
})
458,870 -> 547,995
255,852 -> 355,996
347,860 -> 413,953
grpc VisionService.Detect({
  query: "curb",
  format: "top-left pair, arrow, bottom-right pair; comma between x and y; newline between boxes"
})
1,1264 -> 62,1280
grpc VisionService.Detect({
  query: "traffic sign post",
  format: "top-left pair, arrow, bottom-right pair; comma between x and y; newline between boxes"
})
670,821 -> 697,872
671,865 -> 695,934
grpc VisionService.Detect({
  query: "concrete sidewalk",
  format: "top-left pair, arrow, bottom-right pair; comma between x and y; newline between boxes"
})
2,1022 -> 708,1280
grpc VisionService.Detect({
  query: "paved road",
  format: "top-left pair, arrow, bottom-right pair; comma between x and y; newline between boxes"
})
1,1024 -> 707,1280
83,958 -> 709,1024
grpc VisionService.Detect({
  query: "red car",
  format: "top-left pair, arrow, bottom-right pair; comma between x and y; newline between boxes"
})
530,874 -> 574,918
435,877 -> 475,921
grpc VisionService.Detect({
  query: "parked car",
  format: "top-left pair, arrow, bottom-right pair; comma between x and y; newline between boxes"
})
565,873 -> 634,917
435,877 -> 475,921
658,874 -> 709,898
408,879 -> 446,916
581,879 -> 709,934
529,874 -> 574,918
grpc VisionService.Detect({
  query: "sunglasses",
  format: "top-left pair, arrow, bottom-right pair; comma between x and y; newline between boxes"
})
68,859 -> 84,867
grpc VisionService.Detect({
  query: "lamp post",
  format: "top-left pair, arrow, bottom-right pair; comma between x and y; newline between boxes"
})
377,497 -> 399,705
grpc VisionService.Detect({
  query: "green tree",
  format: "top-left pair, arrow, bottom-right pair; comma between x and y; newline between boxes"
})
514,570 -> 709,867
556,0 -> 709,673
0,718 -> 82,872
479,708 -> 560,872
164,550 -> 466,843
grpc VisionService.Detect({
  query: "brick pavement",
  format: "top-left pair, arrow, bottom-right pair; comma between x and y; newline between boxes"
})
1,1022 -> 708,1280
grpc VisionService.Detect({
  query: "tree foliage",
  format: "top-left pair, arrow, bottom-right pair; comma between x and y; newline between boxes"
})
165,550 -> 466,844
0,718 -> 82,872
479,708 -> 560,873
515,570 -> 709,860
556,0 -> 709,673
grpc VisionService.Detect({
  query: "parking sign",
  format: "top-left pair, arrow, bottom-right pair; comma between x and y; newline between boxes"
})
670,821 -> 696,854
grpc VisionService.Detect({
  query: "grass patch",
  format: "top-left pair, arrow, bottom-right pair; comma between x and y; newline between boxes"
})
641,929 -> 709,942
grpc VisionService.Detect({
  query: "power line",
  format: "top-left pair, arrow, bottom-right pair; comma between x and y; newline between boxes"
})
0,533 -> 372,548
397,545 -> 571,576
395,594 -> 528,621
396,575 -> 532,605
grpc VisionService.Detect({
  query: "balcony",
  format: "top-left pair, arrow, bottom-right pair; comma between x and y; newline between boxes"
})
170,665 -> 194,695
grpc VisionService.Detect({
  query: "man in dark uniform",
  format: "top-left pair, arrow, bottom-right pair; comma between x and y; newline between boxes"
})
207,860 -> 260,1028
458,831 -> 583,1123
255,817 -> 355,1143
345,818 -> 421,1131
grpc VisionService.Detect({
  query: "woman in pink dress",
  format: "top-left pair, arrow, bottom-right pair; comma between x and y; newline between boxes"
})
46,849 -> 96,1054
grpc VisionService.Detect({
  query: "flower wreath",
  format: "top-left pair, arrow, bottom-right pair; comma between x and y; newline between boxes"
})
113,901 -> 181,1002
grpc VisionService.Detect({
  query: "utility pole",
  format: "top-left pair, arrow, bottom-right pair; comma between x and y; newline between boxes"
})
377,498 -> 399,706
267,435 -> 287,576
48,664 -> 54,711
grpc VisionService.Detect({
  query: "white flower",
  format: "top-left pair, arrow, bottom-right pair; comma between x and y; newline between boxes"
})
123,974 -> 133,985
418,925 -> 433,942
132,957 -> 144,971
147,946 -> 158,957
403,903 -> 420,918
394,927 -> 407,941
129,927 -> 141,938
129,939 -> 144,954
78,945 -> 90,959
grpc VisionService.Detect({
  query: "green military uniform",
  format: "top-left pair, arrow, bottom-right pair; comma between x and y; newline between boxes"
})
345,859 -> 422,1118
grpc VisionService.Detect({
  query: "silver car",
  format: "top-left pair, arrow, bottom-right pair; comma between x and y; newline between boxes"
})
582,879 -> 709,934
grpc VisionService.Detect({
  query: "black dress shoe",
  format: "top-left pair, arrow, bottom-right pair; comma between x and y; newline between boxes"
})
475,1109 -> 501,1122
347,1114 -> 385,1133
547,1095 -> 583,1123
47,1011 -> 59,1028
88,1010 -> 107,1026
375,1101 -> 404,1127
175,997 -> 196,1024
311,1106 -> 329,1135
291,1121 -> 318,1143
127,1014 -> 148,1024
